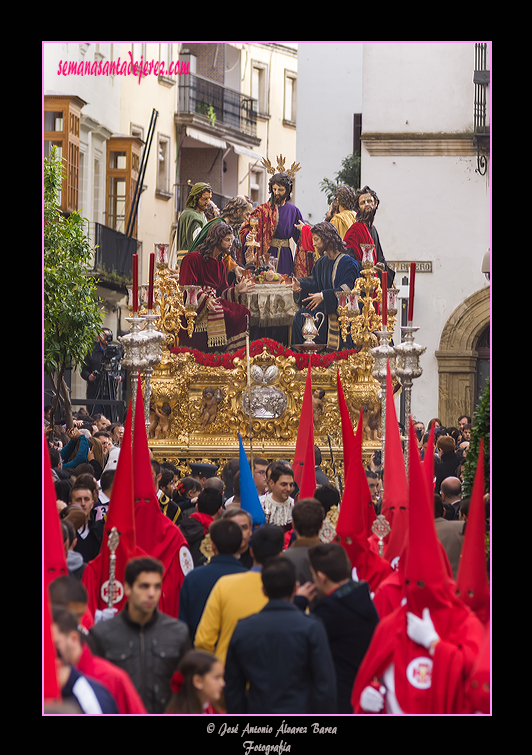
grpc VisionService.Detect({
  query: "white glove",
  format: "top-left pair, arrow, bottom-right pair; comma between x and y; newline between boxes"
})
94,607 -> 118,624
406,607 -> 440,649
360,685 -> 386,713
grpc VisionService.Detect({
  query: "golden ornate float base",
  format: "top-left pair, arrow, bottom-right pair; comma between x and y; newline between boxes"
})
145,339 -> 396,485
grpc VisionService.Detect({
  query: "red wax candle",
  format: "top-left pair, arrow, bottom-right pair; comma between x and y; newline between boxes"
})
381,271 -> 387,328
408,262 -> 416,323
147,253 -> 155,310
132,254 -> 138,313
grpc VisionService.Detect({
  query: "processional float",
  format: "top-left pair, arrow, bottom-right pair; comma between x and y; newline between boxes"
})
118,237 -> 425,492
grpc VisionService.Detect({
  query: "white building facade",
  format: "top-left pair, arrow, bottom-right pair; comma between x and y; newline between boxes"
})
297,41 -> 491,428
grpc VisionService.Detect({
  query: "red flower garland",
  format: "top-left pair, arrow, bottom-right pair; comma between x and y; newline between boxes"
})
170,337 -> 359,371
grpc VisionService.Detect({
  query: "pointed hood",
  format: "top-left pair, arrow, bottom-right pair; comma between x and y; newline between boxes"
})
405,418 -> 453,619
43,437 -> 68,588
379,361 -> 409,562
352,422 -> 486,715
132,375 -> 193,617
403,418 -> 474,641
238,434 -> 266,527
292,362 -> 317,500
336,402 -> 392,592
43,585 -> 61,704
354,405 -> 377,538
455,440 -> 490,625
422,422 -> 436,492
336,369 -> 356,479
81,402 -> 145,616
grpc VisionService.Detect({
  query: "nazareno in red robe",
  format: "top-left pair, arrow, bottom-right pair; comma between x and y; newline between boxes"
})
179,250 -> 250,352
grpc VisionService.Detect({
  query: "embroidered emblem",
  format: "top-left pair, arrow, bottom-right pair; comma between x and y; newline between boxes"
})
406,656 -> 433,689
179,545 -> 194,576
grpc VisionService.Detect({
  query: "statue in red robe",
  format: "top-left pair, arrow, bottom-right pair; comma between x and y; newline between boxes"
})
179,222 -> 253,352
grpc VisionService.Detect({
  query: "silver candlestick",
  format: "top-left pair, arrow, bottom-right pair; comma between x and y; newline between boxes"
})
394,325 -> 426,472
141,311 -> 166,435
119,312 -> 150,424
369,330 -> 396,471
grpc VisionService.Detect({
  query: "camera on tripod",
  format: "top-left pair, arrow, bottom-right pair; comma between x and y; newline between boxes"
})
93,331 -> 122,379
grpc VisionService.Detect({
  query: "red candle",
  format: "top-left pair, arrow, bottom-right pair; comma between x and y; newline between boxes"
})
381,271 -> 387,328
132,253 -> 138,313
147,252 -> 155,310
408,262 -> 416,323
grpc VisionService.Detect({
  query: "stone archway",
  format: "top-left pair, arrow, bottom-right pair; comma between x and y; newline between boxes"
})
435,286 -> 490,427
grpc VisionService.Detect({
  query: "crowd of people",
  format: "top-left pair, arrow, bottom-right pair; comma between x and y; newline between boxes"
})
44,395 -> 490,716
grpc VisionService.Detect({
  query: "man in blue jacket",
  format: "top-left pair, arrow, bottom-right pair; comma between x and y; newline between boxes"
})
178,517 -> 247,641
224,556 -> 337,714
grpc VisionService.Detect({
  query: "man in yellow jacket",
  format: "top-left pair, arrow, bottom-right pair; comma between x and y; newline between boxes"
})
194,524 -> 284,665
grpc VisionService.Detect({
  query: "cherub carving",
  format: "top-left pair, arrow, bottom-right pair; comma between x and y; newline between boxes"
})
364,401 -> 382,441
200,387 -> 220,428
154,402 -> 172,439
312,388 -> 325,426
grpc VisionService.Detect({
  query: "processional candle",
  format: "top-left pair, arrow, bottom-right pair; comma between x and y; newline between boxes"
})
408,262 -> 416,324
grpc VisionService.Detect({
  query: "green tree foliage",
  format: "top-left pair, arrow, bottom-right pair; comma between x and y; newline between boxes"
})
461,376 -> 490,498
44,146 -> 103,427
319,152 -> 361,204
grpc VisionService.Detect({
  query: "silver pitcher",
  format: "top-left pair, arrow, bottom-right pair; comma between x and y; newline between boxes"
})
301,311 -> 325,344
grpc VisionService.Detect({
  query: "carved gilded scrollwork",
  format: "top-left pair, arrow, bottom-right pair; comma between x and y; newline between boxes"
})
227,347 -> 302,440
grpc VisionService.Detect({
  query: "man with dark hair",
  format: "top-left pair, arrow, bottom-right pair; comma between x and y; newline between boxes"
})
252,457 -> 269,498
69,482 -> 104,564
308,542 -> 379,713
178,221 -> 254,353
179,487 -> 224,566
283,499 -> 325,607
89,556 -> 190,714
224,556 -> 337,714
435,436 -> 461,494
262,463 -> 295,531
350,186 -> 395,286
52,606 -> 120,714
156,467 -> 181,524
458,415 -> 472,433
314,445 -> 329,486
222,507 -> 254,569
291,221 -> 361,350
239,160 -> 307,276
174,181 -> 213,265
188,194 -> 253,274
313,481 -> 340,509
51,605 -> 146,714
179,518 -> 247,641
80,328 -> 124,421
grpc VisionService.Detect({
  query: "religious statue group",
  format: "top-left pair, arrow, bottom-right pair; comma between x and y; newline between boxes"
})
172,156 -> 395,354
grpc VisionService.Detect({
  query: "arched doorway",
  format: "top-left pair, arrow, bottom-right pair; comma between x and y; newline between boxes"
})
435,286 -> 490,427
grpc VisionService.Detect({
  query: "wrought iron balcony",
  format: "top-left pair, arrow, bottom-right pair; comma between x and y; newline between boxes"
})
178,73 -> 258,138
89,221 -> 141,285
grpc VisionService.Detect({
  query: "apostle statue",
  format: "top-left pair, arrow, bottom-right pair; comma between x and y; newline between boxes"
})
239,156 -> 311,277
178,221 -> 254,353
291,222 -> 361,351
173,182 -> 213,268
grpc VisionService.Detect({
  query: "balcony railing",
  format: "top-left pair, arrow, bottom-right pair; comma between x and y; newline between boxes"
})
178,73 -> 258,137
90,222 -> 141,282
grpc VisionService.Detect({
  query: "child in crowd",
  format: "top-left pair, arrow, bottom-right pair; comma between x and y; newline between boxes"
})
165,651 -> 225,714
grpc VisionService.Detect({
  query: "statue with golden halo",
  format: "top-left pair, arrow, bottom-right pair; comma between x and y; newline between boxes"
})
239,155 -> 311,277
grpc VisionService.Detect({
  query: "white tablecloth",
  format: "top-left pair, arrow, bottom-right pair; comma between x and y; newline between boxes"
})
240,283 -> 299,327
